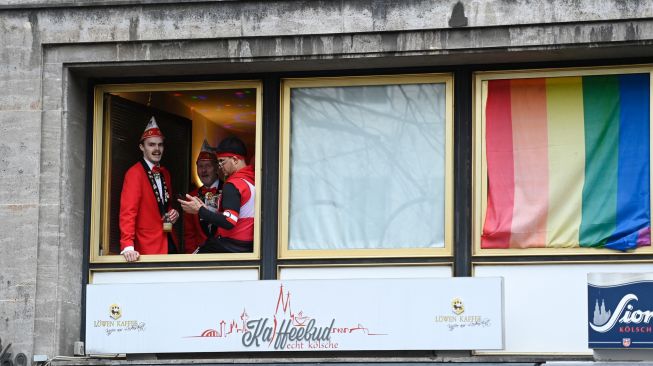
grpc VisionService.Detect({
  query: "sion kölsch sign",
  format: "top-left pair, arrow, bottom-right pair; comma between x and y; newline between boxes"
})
589,273 -> 653,349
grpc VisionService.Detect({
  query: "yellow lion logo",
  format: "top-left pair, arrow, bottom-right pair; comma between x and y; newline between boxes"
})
451,298 -> 464,315
109,304 -> 122,320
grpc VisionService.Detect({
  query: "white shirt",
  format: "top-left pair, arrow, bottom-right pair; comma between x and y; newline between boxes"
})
144,159 -> 164,203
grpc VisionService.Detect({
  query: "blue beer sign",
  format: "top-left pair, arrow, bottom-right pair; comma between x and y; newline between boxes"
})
588,273 -> 653,349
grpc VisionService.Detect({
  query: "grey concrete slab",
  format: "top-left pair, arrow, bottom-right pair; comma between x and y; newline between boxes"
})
33,274 -> 58,320
37,7 -> 131,44
35,229 -> 60,268
137,5 -> 243,40
55,296 -> 83,356
39,110 -> 63,200
37,20 -> 653,72
0,175 -> 41,205
43,43 -> 119,64
0,12 -> 38,49
5,0 -> 653,47
0,78 -> 41,111
33,316 -> 56,357
42,64 -> 63,111
49,71 -> 87,359
342,1 -> 374,33
34,290 -> 64,356
0,202 -> 38,359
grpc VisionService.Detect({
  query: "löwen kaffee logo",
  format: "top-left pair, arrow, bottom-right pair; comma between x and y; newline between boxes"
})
92,303 -> 147,336
434,297 -> 491,331
186,284 -> 386,350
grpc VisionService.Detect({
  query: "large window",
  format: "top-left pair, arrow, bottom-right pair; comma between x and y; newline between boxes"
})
473,67 -> 653,255
90,81 -> 262,263
279,74 -> 454,259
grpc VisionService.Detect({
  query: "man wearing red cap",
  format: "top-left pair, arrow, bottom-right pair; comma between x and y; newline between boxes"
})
182,140 -> 222,254
179,136 -> 255,253
119,117 -> 179,262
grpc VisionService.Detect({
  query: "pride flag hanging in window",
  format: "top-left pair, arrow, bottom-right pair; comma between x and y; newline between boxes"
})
482,73 -> 651,251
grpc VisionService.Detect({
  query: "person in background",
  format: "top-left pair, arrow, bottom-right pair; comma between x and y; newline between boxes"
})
179,136 -> 255,253
119,117 -> 179,262
183,140 -> 223,254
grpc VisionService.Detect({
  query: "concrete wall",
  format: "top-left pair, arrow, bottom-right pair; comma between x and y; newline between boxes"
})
1,0 -> 653,362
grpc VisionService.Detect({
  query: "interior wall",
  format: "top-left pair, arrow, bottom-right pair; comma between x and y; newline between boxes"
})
112,91 -> 254,188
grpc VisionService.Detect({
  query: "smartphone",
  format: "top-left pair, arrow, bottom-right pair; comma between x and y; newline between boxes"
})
176,193 -> 187,201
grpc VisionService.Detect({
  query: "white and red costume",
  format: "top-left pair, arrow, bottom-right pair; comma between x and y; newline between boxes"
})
197,164 -> 255,253
218,165 -> 255,242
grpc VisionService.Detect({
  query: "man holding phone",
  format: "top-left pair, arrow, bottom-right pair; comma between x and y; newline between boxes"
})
119,117 -> 179,262
179,136 -> 255,253
182,140 -> 222,254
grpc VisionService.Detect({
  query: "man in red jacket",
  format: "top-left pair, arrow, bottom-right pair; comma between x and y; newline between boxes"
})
119,117 -> 179,262
179,136 -> 255,253
183,140 -> 222,254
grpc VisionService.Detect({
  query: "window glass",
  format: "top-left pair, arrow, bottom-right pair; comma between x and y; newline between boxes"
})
90,82 -> 261,263
280,75 -> 453,258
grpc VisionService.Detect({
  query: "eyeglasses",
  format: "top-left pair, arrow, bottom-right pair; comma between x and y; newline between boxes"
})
217,158 -> 231,167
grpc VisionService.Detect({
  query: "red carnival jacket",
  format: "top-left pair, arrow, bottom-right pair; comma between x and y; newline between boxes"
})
119,161 -> 177,254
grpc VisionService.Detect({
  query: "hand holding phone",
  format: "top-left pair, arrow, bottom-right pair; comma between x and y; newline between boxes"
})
178,193 -> 203,215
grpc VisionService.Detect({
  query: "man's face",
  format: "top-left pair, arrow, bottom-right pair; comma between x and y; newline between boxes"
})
197,160 -> 219,187
218,156 -> 238,177
140,136 -> 164,164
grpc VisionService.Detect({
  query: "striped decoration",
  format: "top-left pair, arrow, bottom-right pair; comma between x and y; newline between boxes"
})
482,73 -> 651,251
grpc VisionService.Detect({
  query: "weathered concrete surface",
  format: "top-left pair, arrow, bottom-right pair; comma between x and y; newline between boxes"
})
7,0 -> 651,45
0,0 -> 652,34
1,0 -> 653,363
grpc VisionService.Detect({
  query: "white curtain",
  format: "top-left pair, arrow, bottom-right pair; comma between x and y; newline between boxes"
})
289,83 -> 446,250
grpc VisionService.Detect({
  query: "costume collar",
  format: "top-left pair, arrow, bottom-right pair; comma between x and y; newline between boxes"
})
143,158 -> 160,171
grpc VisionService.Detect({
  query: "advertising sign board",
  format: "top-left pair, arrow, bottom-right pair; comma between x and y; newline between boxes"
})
86,277 -> 503,353
589,273 -> 653,349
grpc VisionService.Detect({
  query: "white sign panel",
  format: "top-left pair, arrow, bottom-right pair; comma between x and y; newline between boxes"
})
86,277 -> 503,353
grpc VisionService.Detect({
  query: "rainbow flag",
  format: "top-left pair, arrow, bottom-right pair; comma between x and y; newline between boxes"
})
482,73 -> 650,251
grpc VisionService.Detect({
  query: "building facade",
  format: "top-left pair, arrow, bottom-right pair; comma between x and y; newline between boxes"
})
2,0 -> 653,364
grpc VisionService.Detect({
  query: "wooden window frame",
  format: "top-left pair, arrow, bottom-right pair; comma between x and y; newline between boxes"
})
473,65 -> 653,256
278,73 -> 455,259
89,81 -> 263,263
